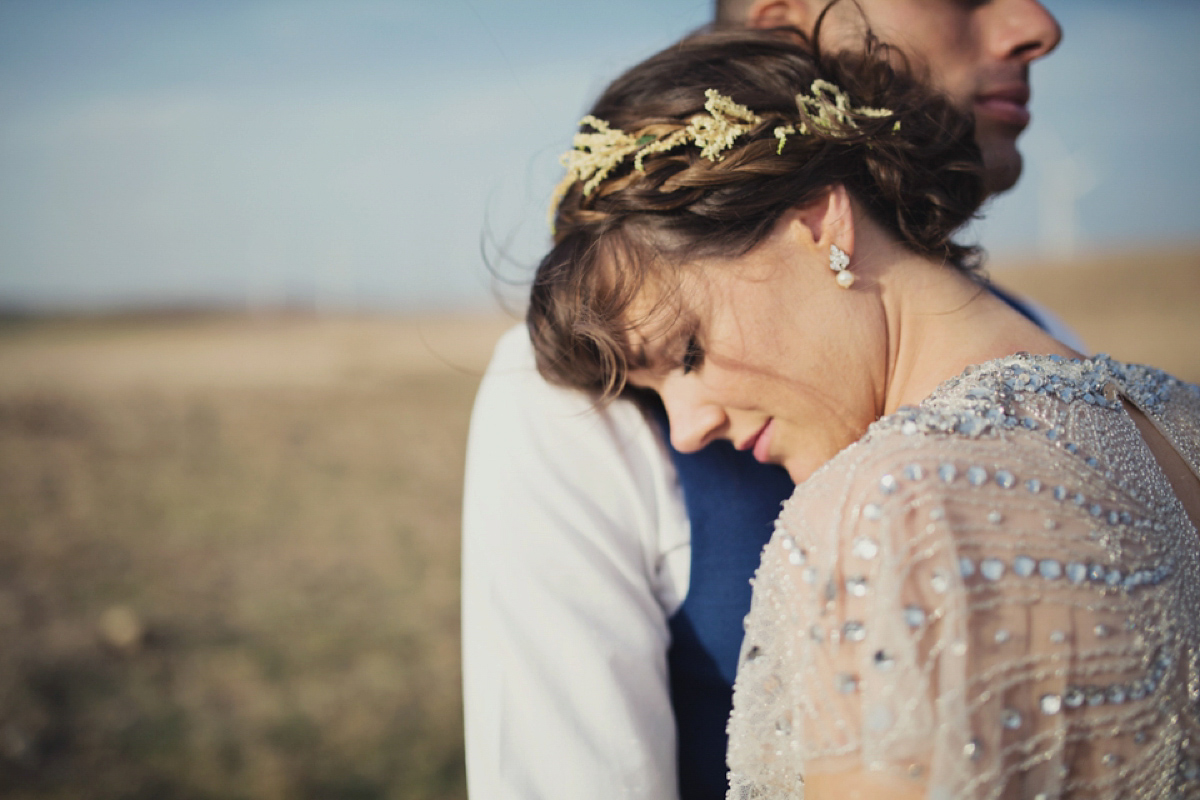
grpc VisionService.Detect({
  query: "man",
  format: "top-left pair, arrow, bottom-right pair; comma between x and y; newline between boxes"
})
462,1 -> 1065,798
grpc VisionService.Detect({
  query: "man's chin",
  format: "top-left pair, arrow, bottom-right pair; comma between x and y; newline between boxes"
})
981,144 -> 1023,197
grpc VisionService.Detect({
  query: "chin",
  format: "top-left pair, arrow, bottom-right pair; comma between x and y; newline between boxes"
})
980,140 -> 1024,196
782,455 -> 823,485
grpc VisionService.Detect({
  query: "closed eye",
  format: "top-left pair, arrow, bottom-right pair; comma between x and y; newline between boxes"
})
681,335 -> 704,375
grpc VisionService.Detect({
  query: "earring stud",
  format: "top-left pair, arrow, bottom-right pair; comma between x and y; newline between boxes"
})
829,244 -> 853,288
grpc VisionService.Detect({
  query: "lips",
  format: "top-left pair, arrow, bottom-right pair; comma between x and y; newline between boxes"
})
975,84 -> 1031,128
740,419 -> 775,464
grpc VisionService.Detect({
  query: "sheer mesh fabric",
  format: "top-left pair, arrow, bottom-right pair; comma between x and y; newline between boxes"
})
727,355 -> 1200,799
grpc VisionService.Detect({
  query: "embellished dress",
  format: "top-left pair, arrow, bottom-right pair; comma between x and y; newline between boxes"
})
726,354 -> 1200,799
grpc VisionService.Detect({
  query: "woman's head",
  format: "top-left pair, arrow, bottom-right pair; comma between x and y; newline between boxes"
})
529,28 -> 986,405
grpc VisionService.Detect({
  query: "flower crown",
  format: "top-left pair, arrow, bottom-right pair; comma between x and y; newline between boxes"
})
549,80 -> 894,225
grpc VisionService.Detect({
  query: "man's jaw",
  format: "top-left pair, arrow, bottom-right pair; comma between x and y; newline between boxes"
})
969,73 -> 1033,194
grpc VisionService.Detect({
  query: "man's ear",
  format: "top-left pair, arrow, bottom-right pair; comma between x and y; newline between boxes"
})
745,0 -> 813,30
792,185 -> 855,256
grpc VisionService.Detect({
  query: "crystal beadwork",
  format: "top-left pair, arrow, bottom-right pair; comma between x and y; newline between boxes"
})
980,558 -> 1005,581
930,570 -> 950,594
1039,559 -> 1063,580
903,606 -> 926,628
853,537 -> 880,560
843,621 -> 866,642
725,354 -> 1200,800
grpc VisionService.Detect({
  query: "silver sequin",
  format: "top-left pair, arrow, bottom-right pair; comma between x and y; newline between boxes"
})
1039,559 -> 1063,580
930,570 -> 950,594
852,536 -> 879,560
903,606 -> 926,628
843,621 -> 866,642
980,558 -> 1005,581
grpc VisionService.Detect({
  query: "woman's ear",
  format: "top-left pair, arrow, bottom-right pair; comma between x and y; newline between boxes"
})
744,0 -> 813,30
792,185 -> 855,257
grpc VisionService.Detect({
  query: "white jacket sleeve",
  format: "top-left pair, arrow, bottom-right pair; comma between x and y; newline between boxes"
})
462,326 -> 689,800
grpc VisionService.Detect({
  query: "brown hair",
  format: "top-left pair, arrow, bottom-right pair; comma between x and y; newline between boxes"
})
528,27 -> 985,399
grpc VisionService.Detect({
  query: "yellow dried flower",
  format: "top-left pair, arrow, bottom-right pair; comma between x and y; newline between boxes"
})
795,79 -> 893,137
548,82 -> 894,228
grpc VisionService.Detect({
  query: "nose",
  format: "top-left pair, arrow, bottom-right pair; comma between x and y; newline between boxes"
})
990,0 -> 1063,63
659,378 -> 726,454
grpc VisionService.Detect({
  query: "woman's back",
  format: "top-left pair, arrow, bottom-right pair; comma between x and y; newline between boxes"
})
727,354 -> 1200,799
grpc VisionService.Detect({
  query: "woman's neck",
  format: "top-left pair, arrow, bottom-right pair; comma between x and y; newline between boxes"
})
874,250 -> 1080,416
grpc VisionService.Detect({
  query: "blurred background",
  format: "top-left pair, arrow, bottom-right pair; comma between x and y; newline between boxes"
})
0,1 -> 1197,798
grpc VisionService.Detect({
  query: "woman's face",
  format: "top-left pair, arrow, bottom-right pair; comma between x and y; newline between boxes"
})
625,215 -> 887,483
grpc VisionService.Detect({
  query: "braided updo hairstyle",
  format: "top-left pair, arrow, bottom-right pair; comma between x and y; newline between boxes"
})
528,26 -> 987,399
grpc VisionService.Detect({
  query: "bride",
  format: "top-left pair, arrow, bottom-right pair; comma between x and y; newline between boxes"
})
527,25 -> 1200,800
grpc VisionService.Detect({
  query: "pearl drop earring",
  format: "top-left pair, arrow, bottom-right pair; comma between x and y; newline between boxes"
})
829,244 -> 853,288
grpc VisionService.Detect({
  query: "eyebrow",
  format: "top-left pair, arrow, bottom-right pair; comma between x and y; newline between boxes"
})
628,318 -> 697,373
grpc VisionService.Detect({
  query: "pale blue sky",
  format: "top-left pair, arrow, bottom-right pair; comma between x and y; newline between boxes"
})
0,0 -> 1197,312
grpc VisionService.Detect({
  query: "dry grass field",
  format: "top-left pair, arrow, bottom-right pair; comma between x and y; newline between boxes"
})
0,313 -> 512,800
0,244 -> 1195,799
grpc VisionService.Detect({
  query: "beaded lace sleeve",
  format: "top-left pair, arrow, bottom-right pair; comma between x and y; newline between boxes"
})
726,355 -> 1200,800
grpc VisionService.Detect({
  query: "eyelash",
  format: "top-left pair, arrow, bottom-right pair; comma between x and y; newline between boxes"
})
682,335 -> 704,375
